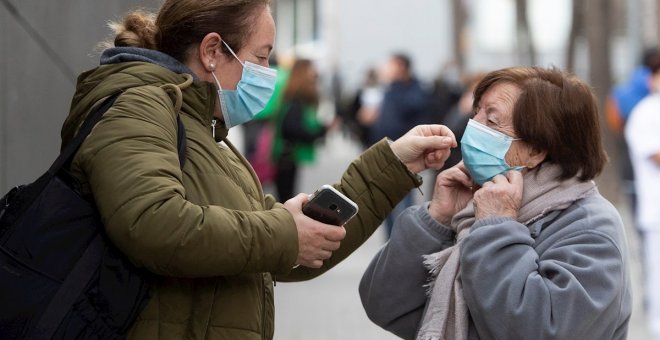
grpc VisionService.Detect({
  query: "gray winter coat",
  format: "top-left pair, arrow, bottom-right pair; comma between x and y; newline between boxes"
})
359,192 -> 632,340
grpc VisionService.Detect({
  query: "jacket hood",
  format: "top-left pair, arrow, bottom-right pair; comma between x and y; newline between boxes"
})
62,48 -> 219,147
100,47 -> 197,79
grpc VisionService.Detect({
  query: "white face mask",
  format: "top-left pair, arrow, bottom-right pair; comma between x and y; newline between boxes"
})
210,41 -> 277,128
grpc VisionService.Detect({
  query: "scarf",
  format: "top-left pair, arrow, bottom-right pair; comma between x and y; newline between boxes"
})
416,164 -> 597,340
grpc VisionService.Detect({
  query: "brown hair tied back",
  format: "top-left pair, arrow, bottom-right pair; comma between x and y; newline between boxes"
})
103,1 -> 270,63
109,11 -> 158,50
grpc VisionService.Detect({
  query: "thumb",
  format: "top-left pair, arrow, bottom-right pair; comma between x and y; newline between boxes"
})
415,135 -> 454,151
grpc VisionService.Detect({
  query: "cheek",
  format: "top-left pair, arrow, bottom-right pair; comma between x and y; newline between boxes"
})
227,71 -> 243,89
504,143 -> 527,166
219,64 -> 244,90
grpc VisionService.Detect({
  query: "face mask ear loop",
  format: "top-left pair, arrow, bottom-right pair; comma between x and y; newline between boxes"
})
210,71 -> 223,91
222,40 -> 244,67
209,70 -> 226,136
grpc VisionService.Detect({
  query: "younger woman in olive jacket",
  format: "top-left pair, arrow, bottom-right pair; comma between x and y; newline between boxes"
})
59,1 -> 457,339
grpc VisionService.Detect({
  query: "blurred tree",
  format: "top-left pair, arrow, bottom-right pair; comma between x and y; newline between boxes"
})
515,0 -> 536,65
586,0 -> 612,104
565,0 -> 584,73
641,0 -> 660,46
586,0 -> 619,200
654,0 -> 660,44
451,0 -> 467,72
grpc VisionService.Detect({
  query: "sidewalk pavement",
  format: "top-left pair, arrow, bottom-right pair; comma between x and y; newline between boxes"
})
272,131 -> 651,340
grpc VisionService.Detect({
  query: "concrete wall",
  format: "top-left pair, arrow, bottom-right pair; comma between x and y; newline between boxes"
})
0,1 -> 161,193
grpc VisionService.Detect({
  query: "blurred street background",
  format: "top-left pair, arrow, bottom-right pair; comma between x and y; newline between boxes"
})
2,0 -> 658,338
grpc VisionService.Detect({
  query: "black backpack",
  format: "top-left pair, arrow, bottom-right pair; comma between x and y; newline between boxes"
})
0,93 -> 187,339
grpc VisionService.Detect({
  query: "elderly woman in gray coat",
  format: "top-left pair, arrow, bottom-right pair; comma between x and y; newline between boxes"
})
359,67 -> 632,340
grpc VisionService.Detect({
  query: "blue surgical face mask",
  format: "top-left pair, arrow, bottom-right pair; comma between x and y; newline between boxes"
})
461,119 -> 524,185
210,41 -> 277,128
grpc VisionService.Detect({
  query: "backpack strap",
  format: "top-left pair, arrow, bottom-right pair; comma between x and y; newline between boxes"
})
28,234 -> 105,340
49,93 -> 122,175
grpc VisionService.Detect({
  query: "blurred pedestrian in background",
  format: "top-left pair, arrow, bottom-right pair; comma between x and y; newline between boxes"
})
345,67 -> 384,149
625,60 -> 660,340
428,60 -> 464,126
608,47 -> 660,131
245,52 -> 291,187
368,53 -> 432,237
272,58 -> 338,201
360,66 -> 631,340
606,47 -> 660,236
368,53 -> 432,146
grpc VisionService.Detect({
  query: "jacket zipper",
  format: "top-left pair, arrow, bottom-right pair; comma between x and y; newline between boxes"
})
211,119 -> 217,139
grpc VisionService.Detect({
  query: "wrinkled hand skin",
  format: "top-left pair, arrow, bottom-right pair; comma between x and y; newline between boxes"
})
473,171 -> 523,221
429,162 -> 475,225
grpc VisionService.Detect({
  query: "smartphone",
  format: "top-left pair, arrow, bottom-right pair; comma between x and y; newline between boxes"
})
302,185 -> 359,226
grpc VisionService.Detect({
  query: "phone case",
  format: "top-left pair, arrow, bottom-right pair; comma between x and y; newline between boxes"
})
302,185 -> 358,226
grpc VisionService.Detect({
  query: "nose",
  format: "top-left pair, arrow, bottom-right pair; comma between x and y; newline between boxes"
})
472,109 -> 487,124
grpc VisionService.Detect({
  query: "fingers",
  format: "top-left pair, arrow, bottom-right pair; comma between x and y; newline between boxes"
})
287,192 -> 348,269
434,125 -> 457,147
283,193 -> 310,213
303,259 -> 324,269
418,135 -> 455,170
488,171 -> 523,189
506,169 -> 523,186
425,148 -> 452,168
323,224 -> 347,241
297,246 -> 336,269
473,171 -> 523,219
437,166 -> 473,188
417,124 -> 457,147
420,135 -> 455,150
295,217 -> 346,269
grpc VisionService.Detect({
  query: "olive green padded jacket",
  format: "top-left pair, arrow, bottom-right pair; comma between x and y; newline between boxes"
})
61,48 -> 420,340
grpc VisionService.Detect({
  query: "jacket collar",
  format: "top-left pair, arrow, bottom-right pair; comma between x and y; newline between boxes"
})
100,47 -> 230,140
101,47 -> 197,78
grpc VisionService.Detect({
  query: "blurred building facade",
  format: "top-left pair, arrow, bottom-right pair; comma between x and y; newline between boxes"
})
0,1 -> 162,193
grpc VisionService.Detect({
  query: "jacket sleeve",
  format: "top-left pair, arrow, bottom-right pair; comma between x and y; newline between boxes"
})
74,87 -> 298,278
460,211 -> 628,340
358,204 -> 457,340
276,138 -> 422,282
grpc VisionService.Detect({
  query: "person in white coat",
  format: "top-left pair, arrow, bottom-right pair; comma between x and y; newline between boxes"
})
625,61 -> 660,340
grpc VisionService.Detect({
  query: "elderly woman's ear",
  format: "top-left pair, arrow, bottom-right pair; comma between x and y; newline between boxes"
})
525,146 -> 547,169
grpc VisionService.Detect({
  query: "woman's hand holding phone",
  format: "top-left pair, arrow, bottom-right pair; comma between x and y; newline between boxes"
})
283,193 -> 347,268
302,185 -> 358,226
